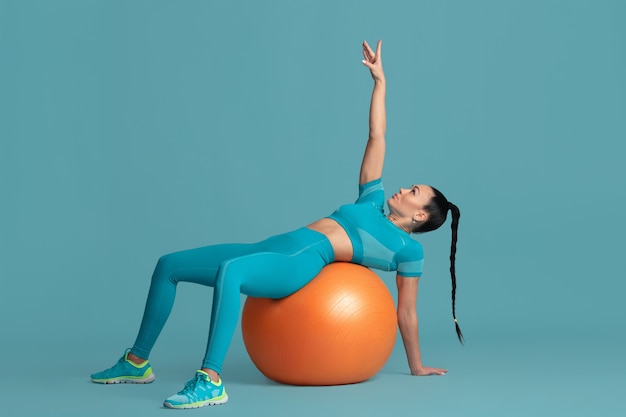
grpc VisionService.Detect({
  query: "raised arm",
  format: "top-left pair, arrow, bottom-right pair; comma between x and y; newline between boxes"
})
396,275 -> 448,376
359,40 -> 387,185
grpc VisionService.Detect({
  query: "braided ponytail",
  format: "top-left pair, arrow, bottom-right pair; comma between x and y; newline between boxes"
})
414,188 -> 464,344
448,202 -> 464,344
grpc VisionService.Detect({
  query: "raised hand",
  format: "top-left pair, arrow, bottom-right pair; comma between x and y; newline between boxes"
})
361,40 -> 385,82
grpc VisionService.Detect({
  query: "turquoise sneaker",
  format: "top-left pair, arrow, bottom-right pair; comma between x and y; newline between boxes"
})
91,350 -> 155,384
163,370 -> 228,409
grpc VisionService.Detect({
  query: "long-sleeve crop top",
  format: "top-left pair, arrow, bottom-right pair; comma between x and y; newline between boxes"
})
327,178 -> 424,277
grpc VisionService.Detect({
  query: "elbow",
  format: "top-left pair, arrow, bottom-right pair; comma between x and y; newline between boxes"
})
368,130 -> 385,141
366,133 -> 386,150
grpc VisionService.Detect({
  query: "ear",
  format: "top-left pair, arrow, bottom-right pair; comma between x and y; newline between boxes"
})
413,210 -> 428,223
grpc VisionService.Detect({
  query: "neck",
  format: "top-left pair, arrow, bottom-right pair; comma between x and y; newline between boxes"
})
387,213 -> 412,233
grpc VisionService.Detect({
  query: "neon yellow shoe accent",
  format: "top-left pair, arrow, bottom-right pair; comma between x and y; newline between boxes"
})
90,350 -> 155,384
163,371 -> 228,409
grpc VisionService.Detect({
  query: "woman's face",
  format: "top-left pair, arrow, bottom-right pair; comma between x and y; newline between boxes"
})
388,184 -> 435,221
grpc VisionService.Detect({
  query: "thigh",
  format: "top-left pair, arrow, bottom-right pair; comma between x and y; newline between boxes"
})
159,243 -> 257,286
224,249 -> 327,299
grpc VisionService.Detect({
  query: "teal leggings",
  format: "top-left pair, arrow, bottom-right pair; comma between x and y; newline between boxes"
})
130,228 -> 334,373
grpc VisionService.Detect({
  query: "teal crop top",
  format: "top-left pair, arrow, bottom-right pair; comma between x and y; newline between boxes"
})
327,178 -> 424,277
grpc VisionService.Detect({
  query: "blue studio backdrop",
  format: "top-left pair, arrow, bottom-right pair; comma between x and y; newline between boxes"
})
1,1 -> 624,416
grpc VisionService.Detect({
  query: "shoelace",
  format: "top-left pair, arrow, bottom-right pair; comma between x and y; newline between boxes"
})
179,374 -> 205,395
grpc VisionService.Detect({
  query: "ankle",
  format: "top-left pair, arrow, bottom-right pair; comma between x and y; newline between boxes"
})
200,368 -> 220,382
126,352 -> 147,365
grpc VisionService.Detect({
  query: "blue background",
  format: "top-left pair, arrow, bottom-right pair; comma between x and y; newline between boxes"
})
1,0 -> 624,416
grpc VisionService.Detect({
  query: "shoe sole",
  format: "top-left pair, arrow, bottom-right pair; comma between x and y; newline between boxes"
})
91,373 -> 156,384
163,394 -> 228,409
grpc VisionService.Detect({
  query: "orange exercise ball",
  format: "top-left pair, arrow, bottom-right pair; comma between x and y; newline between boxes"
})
241,262 -> 397,386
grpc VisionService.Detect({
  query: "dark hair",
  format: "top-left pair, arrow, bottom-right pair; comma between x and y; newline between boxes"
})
413,187 -> 464,344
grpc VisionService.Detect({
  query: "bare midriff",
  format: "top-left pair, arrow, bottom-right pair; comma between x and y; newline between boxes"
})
306,218 -> 353,262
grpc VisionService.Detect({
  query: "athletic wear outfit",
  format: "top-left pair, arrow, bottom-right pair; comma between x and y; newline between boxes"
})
91,178 -> 424,407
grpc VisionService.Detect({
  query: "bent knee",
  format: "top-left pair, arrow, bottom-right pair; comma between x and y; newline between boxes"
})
152,254 -> 179,284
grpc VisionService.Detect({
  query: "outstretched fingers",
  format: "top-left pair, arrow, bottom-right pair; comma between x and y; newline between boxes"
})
361,39 -> 385,81
374,39 -> 382,61
362,40 -> 375,61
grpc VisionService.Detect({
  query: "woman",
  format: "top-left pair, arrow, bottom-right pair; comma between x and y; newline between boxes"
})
91,40 -> 463,409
